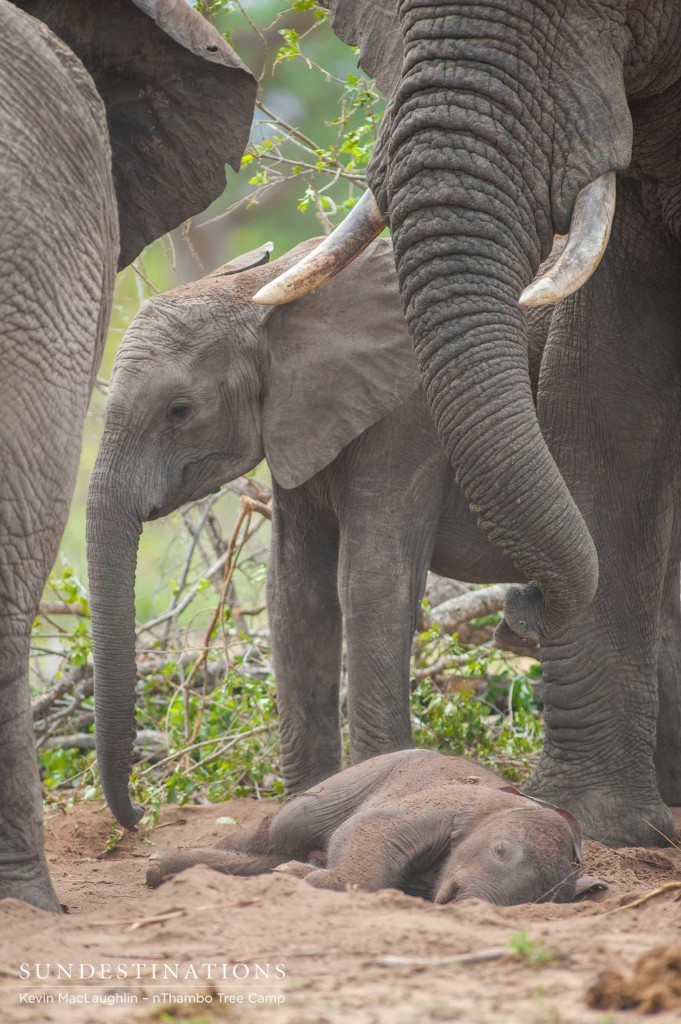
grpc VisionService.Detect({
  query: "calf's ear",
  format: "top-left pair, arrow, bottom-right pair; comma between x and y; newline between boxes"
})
261,237 -> 419,490
573,875 -> 609,901
210,244 -> 274,278
503,787 -> 584,863
21,0 -> 257,269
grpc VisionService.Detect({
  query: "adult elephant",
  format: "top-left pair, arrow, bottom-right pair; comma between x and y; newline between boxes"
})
255,1 -> 681,846
0,0 -> 256,910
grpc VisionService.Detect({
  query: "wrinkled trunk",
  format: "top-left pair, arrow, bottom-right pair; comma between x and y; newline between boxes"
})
86,444 -> 143,830
393,201 -> 598,644
371,8 -> 607,644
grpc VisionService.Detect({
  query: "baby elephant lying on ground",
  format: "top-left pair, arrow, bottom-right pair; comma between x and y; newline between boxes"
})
146,750 -> 603,905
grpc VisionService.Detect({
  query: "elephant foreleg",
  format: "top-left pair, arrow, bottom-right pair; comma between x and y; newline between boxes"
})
655,558 -> 681,805
335,408 -> 445,763
146,847 -> 289,888
305,808 -> 445,894
526,179 -> 680,846
268,486 -> 342,794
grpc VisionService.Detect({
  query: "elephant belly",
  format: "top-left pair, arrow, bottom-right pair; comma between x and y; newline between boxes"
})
430,479 -> 525,584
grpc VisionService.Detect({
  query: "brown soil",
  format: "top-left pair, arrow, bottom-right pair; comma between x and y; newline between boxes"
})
1,800 -> 681,1024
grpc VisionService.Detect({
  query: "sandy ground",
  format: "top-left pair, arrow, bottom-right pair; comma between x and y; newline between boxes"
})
1,799 -> 680,1024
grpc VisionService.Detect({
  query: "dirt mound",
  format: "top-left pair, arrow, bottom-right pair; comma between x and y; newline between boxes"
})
588,945 -> 681,1014
0,798 -> 680,1023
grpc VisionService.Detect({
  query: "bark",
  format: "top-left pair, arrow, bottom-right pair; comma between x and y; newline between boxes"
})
429,584 -> 512,635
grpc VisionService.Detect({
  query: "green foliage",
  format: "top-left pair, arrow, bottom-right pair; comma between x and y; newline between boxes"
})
411,624 -> 543,781
508,931 -> 557,966
39,746 -> 93,793
136,665 -> 282,807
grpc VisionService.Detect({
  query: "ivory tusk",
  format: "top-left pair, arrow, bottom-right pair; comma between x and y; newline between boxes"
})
252,189 -> 387,306
519,172 -> 616,307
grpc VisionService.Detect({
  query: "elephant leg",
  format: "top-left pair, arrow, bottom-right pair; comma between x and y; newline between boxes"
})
268,485 -> 342,795
0,346 -> 111,909
146,847 -> 289,888
0,53 -> 116,908
335,413 -> 444,764
305,808 -> 438,894
525,180 -> 681,846
655,558 -> 681,805
0,338 -> 113,909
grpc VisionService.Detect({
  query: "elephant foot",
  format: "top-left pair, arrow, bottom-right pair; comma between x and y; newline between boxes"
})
655,751 -> 681,808
147,849 -> 182,888
523,766 -> 675,847
0,858 -> 61,912
304,868 -> 350,892
146,846 -> 296,887
272,860 -> 317,879
146,846 -> 232,887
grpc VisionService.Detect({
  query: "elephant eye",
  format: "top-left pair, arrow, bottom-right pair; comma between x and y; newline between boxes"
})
493,843 -> 508,860
169,402 -> 191,422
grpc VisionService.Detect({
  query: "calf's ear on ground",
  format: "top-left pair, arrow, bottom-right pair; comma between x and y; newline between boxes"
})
573,875 -> 609,901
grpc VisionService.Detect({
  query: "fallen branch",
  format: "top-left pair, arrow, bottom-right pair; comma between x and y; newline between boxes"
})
31,666 -> 90,722
41,730 -> 166,753
428,584 -> 512,635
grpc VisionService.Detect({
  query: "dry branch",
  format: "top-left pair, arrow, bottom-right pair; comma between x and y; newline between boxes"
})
375,948 -> 515,968
38,601 -> 88,617
427,584 -> 512,634
31,666 -> 90,722
41,730 -> 165,753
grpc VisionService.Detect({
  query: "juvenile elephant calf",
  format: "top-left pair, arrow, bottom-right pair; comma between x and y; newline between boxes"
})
88,237 -> 531,829
146,750 -> 603,906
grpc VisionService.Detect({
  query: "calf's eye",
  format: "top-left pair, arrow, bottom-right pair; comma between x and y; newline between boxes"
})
493,843 -> 507,859
169,402 -> 191,422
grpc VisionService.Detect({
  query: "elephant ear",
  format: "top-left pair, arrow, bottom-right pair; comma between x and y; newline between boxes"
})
324,0 -> 402,99
501,786 -> 584,863
19,0 -> 257,270
209,244 -> 274,278
262,237 -> 419,490
573,875 -> 609,901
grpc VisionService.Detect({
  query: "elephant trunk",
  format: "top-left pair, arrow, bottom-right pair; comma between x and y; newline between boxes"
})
382,110 -> 598,645
86,439 -> 144,830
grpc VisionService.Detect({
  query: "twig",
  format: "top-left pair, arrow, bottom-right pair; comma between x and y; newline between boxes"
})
138,550 -> 232,634
240,496 -> 272,521
641,818 -> 681,852
138,725 -> 271,780
38,601 -> 88,617
86,908 -> 185,930
41,730 -> 165,753
131,260 -> 159,294
375,949 -> 515,968
31,665 -> 89,721
605,882 -> 681,914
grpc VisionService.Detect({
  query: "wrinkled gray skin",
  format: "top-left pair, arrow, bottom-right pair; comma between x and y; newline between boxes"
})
323,0 -> 681,846
88,238 -> 680,849
144,750 -> 597,906
0,0 -> 256,911
88,238 -> 520,830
